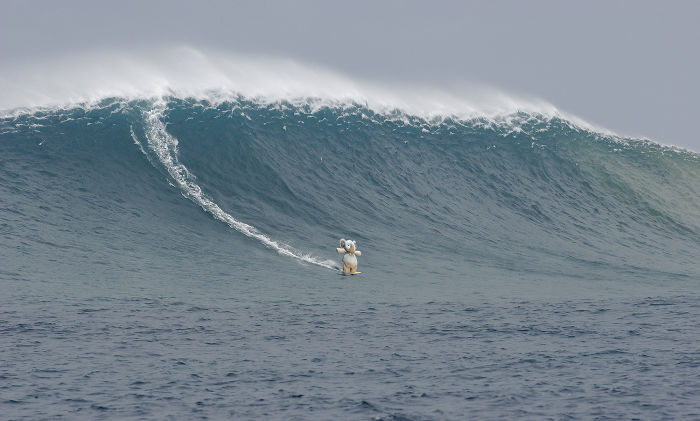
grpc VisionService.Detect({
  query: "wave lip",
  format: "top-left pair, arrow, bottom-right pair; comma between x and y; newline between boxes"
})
0,47 -> 605,133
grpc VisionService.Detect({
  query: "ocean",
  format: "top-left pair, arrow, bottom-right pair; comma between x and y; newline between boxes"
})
1,92 -> 699,419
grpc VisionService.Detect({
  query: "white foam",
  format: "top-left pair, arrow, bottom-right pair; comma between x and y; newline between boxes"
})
132,99 -> 337,270
0,46 -> 600,131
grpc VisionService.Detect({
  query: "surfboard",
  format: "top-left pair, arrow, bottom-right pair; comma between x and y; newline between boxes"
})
340,271 -> 361,275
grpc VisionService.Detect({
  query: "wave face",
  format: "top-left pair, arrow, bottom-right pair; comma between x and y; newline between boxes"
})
1,96 -> 699,289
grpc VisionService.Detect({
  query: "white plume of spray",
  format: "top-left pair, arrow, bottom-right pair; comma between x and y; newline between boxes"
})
0,46 -> 601,131
132,98 -> 337,270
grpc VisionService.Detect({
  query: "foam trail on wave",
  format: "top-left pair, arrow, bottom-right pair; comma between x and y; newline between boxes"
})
133,99 -> 337,270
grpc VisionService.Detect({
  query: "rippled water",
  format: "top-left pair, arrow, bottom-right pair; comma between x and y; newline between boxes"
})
3,289 -> 699,420
2,97 -> 699,419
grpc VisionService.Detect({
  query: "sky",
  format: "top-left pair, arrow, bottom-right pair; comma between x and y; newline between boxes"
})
1,0 -> 699,150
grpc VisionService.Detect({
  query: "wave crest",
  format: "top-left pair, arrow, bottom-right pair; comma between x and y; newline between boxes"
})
0,47 -> 600,130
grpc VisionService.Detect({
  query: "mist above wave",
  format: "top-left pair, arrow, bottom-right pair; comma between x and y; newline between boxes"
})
0,46 -> 600,128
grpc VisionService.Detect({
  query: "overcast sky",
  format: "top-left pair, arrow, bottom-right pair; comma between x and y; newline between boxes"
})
2,0 -> 699,150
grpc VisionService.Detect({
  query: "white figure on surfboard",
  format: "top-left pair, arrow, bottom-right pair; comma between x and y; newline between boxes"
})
337,238 -> 362,275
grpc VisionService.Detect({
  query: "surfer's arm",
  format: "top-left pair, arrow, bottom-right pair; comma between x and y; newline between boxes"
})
336,248 -> 346,254
354,250 -> 361,257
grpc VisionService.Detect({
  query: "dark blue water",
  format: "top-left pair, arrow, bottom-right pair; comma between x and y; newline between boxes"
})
1,97 -> 699,419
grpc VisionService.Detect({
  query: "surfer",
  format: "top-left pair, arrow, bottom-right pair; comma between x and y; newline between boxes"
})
337,239 -> 362,275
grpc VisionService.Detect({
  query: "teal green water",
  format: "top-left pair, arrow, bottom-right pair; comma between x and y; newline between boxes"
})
1,97 -> 699,419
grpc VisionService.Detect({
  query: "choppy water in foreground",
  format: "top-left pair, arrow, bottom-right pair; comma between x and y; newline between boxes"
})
3,293 -> 700,420
1,96 -> 699,419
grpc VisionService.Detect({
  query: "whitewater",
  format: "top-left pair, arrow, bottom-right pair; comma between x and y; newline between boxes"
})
135,99 -> 337,269
1,50 -> 699,420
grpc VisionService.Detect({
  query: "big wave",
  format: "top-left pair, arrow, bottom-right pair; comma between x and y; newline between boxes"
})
1,49 -> 698,282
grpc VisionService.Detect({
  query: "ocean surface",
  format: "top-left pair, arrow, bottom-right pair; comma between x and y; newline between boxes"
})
1,95 -> 699,420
